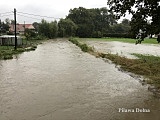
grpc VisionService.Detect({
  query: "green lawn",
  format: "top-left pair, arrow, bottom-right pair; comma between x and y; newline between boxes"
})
79,37 -> 159,44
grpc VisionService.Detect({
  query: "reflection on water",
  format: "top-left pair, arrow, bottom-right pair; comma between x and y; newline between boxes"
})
0,39 -> 160,120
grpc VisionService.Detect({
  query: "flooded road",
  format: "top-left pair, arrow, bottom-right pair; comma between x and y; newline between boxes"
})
85,41 -> 160,59
0,39 -> 160,120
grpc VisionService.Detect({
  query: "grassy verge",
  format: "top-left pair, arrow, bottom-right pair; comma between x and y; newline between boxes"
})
79,37 -> 159,44
69,37 -> 93,52
100,53 -> 160,88
69,37 -> 160,89
0,45 -> 37,60
0,39 -> 42,60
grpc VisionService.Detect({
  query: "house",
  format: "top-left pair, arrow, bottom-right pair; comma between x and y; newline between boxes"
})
9,24 -> 35,34
0,35 -> 22,46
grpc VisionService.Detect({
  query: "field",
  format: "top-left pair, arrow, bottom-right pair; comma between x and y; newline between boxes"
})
79,37 -> 158,44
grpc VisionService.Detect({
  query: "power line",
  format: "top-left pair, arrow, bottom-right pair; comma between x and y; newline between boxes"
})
0,14 -> 13,17
0,12 -> 13,18
0,11 -> 12,15
18,11 -> 60,19
17,13 -> 42,20
0,10 -> 61,22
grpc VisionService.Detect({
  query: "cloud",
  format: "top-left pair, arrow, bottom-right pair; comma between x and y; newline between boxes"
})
0,0 -> 108,23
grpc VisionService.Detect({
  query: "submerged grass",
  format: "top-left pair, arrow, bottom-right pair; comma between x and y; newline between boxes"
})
0,45 -> 38,60
69,37 -> 160,88
0,38 -> 44,60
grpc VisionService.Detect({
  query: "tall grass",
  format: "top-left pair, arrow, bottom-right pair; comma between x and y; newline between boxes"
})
100,53 -> 160,88
69,38 -> 93,52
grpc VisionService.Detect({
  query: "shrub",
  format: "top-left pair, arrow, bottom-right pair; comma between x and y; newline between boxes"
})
3,55 -> 13,59
80,44 -> 88,52
69,38 -> 93,52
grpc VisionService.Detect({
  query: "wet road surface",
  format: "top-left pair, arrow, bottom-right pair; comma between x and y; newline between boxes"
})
0,39 -> 160,120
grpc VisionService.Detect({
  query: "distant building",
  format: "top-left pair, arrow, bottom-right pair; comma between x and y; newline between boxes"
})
9,24 -> 35,34
0,35 -> 22,46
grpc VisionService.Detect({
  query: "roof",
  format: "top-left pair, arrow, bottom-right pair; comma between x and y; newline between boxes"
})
9,24 -> 35,32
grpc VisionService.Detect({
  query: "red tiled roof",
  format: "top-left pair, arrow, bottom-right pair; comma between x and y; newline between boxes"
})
9,24 -> 35,32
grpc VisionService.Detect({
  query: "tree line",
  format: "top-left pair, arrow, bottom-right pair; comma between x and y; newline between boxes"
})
0,7 -> 131,39
1,0 -> 160,40
32,7 -> 131,39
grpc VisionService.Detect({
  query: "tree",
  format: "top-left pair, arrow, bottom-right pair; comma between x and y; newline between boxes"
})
5,18 -> 10,25
38,19 -> 58,39
32,22 -> 40,32
121,19 -> 130,25
0,21 -> 9,33
107,0 -> 160,35
67,7 -> 94,37
25,28 -> 36,40
130,12 -> 148,38
120,19 -> 131,34
38,19 -> 49,37
90,7 -> 117,37
67,7 -> 117,38
11,20 -> 15,25
49,21 -> 58,38
58,18 -> 77,37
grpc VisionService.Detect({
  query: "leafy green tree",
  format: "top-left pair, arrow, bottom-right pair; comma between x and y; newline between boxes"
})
0,21 -> 9,33
49,21 -> 58,38
67,7 -> 117,38
32,22 -> 40,32
5,18 -> 10,25
67,7 -> 94,37
121,19 -> 130,25
130,12 -> 148,38
121,19 -> 131,34
58,19 -> 77,37
38,19 -> 49,37
25,28 -> 36,40
38,19 -> 58,39
90,8 -> 117,37
11,20 -> 15,25
112,24 -> 125,33
107,0 -> 160,35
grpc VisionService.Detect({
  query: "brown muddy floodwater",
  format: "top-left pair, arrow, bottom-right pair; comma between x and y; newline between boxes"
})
0,39 -> 160,120
85,41 -> 160,59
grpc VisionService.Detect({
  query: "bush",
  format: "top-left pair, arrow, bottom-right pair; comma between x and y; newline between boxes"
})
80,44 -> 88,52
69,38 -> 79,46
4,55 -> 13,59
34,35 -> 47,40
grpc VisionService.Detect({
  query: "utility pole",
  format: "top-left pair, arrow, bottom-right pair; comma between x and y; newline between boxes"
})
0,14 -> 1,35
14,8 -> 17,50
24,21 -> 25,35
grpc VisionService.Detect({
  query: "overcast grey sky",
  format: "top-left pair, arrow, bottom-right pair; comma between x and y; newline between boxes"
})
0,0 -> 131,23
